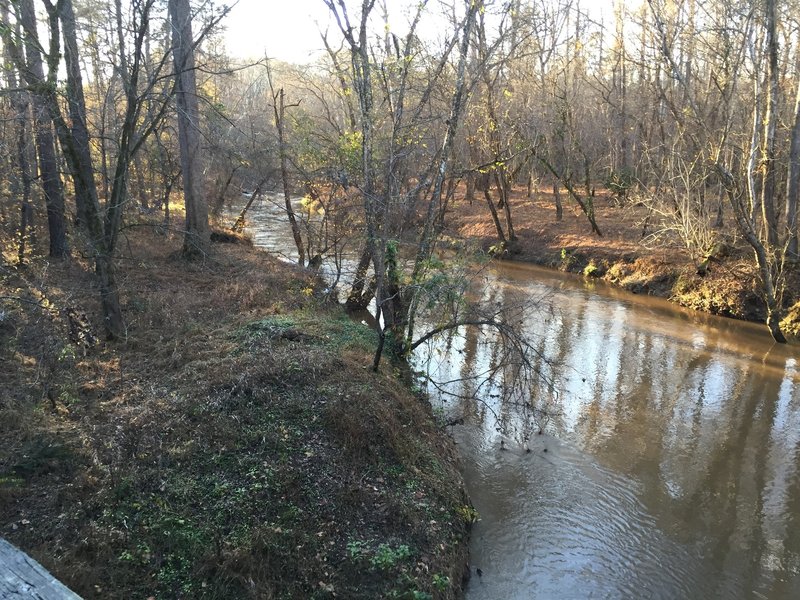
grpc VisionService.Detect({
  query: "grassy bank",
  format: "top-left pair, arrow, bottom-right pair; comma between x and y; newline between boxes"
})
0,229 -> 471,599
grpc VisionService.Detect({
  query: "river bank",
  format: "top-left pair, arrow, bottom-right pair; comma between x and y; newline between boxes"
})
444,186 -> 800,338
0,228 -> 471,599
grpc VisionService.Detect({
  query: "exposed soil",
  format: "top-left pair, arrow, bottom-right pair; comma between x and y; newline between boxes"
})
443,185 -> 800,336
0,227 -> 471,599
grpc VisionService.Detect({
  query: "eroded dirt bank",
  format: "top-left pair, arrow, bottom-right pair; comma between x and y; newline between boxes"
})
443,186 -> 800,338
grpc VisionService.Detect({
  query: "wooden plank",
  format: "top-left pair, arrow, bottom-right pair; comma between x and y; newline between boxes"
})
0,538 -> 82,599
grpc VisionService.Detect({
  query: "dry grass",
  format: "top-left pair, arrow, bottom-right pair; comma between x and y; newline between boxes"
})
1,225 -> 470,599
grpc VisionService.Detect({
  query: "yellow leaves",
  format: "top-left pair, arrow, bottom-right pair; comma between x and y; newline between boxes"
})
198,79 -> 218,101
300,195 -> 325,216
456,505 -> 479,523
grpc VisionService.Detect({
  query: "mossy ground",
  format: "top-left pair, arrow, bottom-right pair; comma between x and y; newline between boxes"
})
0,227 -> 471,599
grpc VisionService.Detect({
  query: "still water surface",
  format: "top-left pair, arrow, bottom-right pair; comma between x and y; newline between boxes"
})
422,263 -> 800,599
237,197 -> 800,599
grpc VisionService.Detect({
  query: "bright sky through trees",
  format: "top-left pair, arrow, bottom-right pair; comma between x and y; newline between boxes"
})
223,0 -> 620,64
223,0 -> 331,63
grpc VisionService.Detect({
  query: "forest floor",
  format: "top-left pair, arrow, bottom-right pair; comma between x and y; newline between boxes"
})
0,227 -> 471,599
443,185 -> 800,338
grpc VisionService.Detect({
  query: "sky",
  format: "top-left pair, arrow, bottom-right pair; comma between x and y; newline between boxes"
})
221,0 -> 485,64
222,0 -> 620,65
222,0 -> 332,64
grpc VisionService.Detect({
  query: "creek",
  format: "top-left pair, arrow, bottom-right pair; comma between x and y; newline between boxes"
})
235,196 -> 800,599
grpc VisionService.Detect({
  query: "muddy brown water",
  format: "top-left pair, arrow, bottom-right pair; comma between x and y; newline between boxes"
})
418,262 -> 800,600
239,198 -> 800,599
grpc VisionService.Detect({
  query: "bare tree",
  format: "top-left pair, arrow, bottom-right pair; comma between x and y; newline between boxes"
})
0,0 -> 33,264
170,0 -> 210,259
646,0 -> 787,342
1,0 -> 68,259
786,49 -> 800,259
759,0 -> 779,248
266,63 -> 305,266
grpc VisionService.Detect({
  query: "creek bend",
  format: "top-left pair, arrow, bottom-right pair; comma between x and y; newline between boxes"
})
236,196 -> 800,599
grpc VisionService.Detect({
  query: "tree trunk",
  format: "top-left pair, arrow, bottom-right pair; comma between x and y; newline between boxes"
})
713,185 -> 724,228
232,178 -> 267,232
60,0 -> 100,228
719,170 -> 786,343
170,0 -> 210,259
786,53 -> 800,258
747,64 -> 762,222
407,0 -> 480,352
345,247 -> 374,311
212,165 -> 239,216
495,171 -> 516,240
583,156 -> 592,198
325,0 -> 384,336
321,31 -> 358,132
273,86 -> 305,266
554,180 -> 563,221
535,152 -> 602,235
60,0 -> 125,339
2,3 -> 34,264
466,172 -> 475,203
163,178 -> 173,228
96,253 -> 125,339
16,0 -> 68,258
483,188 -> 507,243
134,155 -> 150,211
615,4 -> 629,173
16,115 -> 34,265
760,0 -> 779,247
436,176 -> 458,230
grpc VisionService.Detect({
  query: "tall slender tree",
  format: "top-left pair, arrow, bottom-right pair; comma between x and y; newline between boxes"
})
170,0 -> 210,258
1,0 -> 33,264
4,0 -> 68,258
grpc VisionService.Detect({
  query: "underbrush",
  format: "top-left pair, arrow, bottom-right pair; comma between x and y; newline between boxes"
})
0,228 -> 470,599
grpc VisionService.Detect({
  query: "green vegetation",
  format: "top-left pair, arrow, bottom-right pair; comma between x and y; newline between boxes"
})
370,543 -> 413,570
0,230 -> 470,599
583,260 -> 600,278
604,168 -> 635,203
242,310 -> 377,354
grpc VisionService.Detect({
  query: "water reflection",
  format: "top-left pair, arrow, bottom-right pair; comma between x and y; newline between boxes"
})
224,194 -> 362,298
235,199 -> 800,598
416,264 -> 800,599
